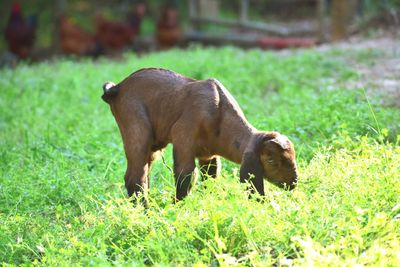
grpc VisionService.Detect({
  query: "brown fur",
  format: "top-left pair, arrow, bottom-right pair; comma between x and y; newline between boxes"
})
102,68 -> 298,201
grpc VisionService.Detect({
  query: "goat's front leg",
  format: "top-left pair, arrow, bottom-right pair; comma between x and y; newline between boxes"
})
173,145 -> 196,201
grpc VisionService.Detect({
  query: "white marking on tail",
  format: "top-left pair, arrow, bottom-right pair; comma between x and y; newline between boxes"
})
103,81 -> 115,91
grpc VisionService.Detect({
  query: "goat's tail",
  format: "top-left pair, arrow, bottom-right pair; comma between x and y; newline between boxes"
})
101,81 -> 119,104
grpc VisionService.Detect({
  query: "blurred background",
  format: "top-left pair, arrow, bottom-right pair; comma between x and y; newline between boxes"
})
1,0 -> 399,64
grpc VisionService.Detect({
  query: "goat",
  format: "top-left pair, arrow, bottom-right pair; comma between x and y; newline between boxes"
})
102,68 -> 298,201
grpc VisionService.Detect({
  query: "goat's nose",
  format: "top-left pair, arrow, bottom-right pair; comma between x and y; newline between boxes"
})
289,175 -> 298,190
283,176 -> 297,190
287,182 -> 297,190
275,181 -> 296,190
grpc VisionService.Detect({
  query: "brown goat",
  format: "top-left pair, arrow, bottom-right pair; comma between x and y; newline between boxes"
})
102,68 -> 298,201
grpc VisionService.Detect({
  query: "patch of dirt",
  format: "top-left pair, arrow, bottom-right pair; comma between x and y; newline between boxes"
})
319,35 -> 400,107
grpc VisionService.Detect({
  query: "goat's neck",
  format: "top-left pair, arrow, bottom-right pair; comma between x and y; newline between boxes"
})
220,120 -> 257,164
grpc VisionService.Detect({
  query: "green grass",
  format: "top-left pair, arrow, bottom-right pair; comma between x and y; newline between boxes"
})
1,46 -> 399,266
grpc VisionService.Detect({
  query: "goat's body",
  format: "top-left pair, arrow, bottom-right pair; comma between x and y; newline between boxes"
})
111,68 -> 255,163
103,68 -> 297,202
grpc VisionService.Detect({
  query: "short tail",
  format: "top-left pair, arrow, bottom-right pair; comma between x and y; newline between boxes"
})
101,81 -> 119,104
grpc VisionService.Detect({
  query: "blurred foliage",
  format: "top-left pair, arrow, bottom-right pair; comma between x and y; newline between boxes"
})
1,0 -> 399,52
363,0 -> 400,14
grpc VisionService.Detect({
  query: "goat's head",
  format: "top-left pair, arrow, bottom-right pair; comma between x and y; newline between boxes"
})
258,132 -> 298,190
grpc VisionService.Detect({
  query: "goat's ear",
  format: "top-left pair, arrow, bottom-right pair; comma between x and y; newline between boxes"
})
264,135 -> 290,150
240,151 -> 265,196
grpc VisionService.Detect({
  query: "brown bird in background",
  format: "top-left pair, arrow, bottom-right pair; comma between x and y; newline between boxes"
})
59,15 -> 100,56
4,2 -> 37,59
156,6 -> 181,48
94,4 -> 145,51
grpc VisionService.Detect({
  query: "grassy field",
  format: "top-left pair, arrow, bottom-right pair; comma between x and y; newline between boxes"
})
1,46 -> 399,266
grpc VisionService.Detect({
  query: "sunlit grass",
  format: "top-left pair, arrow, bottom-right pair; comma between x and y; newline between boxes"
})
1,46 -> 399,265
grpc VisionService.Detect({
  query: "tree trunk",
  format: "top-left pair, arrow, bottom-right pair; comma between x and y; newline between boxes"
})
52,0 -> 65,53
331,0 -> 358,41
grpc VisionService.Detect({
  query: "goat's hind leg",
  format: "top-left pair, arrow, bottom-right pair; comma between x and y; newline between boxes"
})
124,145 -> 152,203
119,123 -> 153,204
199,156 -> 221,180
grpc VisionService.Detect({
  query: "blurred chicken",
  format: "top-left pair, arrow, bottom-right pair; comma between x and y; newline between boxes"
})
59,15 -> 100,56
126,3 -> 146,36
4,2 -> 37,59
156,6 -> 181,48
95,4 -> 145,51
94,15 -> 133,51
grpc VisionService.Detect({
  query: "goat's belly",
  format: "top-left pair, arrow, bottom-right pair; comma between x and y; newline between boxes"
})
194,140 -> 216,158
151,141 -> 168,152
150,128 -> 171,152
